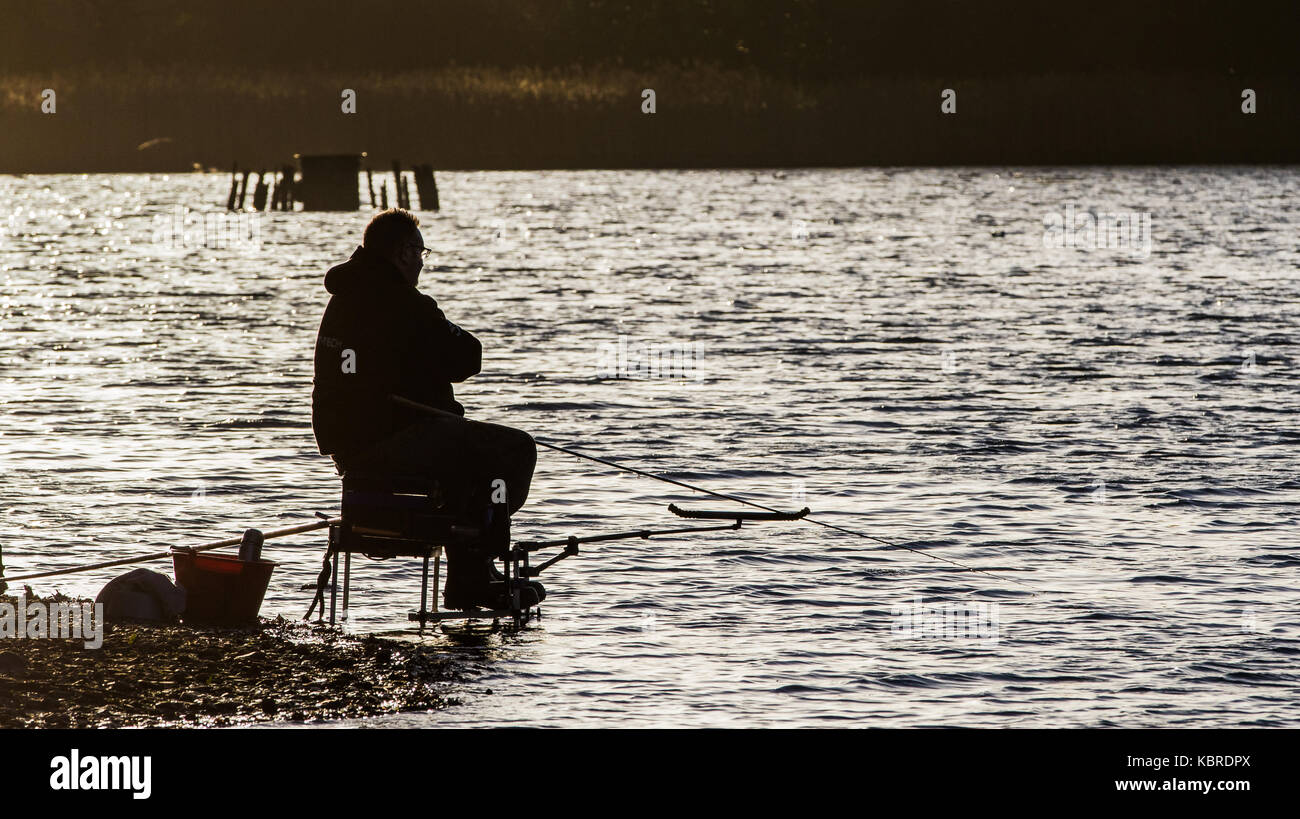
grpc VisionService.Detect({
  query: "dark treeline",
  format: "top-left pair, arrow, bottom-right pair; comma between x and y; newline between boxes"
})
2,0 -> 1296,78
2,1 -> 1297,170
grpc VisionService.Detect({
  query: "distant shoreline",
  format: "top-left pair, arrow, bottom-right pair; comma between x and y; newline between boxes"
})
3,65 -> 1298,173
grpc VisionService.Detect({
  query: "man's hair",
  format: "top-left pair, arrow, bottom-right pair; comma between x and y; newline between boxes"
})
363,208 -> 420,256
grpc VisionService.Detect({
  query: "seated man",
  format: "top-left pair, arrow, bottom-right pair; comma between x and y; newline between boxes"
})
311,208 -> 539,610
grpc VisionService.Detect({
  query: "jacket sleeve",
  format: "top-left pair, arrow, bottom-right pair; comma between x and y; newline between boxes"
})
415,294 -> 482,383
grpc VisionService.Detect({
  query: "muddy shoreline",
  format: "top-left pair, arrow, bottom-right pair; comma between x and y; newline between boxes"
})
0,593 -> 466,728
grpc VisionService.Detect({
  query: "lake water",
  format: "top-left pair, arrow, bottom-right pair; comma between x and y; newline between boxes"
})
3,167 -> 1299,727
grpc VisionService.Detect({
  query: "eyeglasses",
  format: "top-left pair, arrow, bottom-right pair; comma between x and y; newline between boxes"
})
406,242 -> 431,258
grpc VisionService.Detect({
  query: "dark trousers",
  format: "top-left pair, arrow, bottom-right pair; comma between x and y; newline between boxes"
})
334,417 -> 536,516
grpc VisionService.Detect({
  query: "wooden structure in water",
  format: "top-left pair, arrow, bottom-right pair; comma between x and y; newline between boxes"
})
226,163 -> 297,211
380,158 -> 439,212
269,165 -> 296,210
224,154 -> 441,212
296,154 -> 362,211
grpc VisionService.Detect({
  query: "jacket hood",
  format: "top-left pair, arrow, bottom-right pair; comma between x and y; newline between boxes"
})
324,245 -> 406,295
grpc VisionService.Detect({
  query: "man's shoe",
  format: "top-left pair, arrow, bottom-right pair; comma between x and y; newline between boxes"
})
442,583 -> 483,611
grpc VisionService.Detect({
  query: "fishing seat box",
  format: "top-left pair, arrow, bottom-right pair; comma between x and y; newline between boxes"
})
336,471 -> 483,558
319,471 -> 525,626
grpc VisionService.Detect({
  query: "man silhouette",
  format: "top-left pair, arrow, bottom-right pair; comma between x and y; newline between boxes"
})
311,208 -> 539,609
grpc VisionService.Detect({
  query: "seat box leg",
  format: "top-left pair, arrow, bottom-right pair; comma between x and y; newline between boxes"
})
329,547 -> 339,625
417,554 -> 430,624
433,547 -> 440,613
342,551 -> 351,621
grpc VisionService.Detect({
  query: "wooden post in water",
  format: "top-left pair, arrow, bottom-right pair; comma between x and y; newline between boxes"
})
410,165 -> 422,210
380,181 -> 389,209
391,160 -> 407,209
413,164 -> 440,212
252,169 -> 269,211
269,169 -> 282,211
226,163 -> 239,210
366,167 -> 376,208
273,166 -> 292,211
282,164 -> 297,211
236,169 -> 251,210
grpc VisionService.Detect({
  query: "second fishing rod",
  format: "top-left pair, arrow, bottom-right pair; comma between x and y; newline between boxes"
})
389,394 -> 1037,592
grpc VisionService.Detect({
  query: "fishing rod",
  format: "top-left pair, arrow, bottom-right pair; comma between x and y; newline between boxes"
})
0,518 -> 339,586
391,394 -> 1036,591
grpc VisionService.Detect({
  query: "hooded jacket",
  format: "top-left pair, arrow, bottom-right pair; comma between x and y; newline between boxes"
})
311,245 -> 482,459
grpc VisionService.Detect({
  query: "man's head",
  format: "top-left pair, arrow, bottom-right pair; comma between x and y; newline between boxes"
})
363,208 -> 424,286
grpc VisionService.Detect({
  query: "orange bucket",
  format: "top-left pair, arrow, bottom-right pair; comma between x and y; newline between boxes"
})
172,551 -> 277,626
